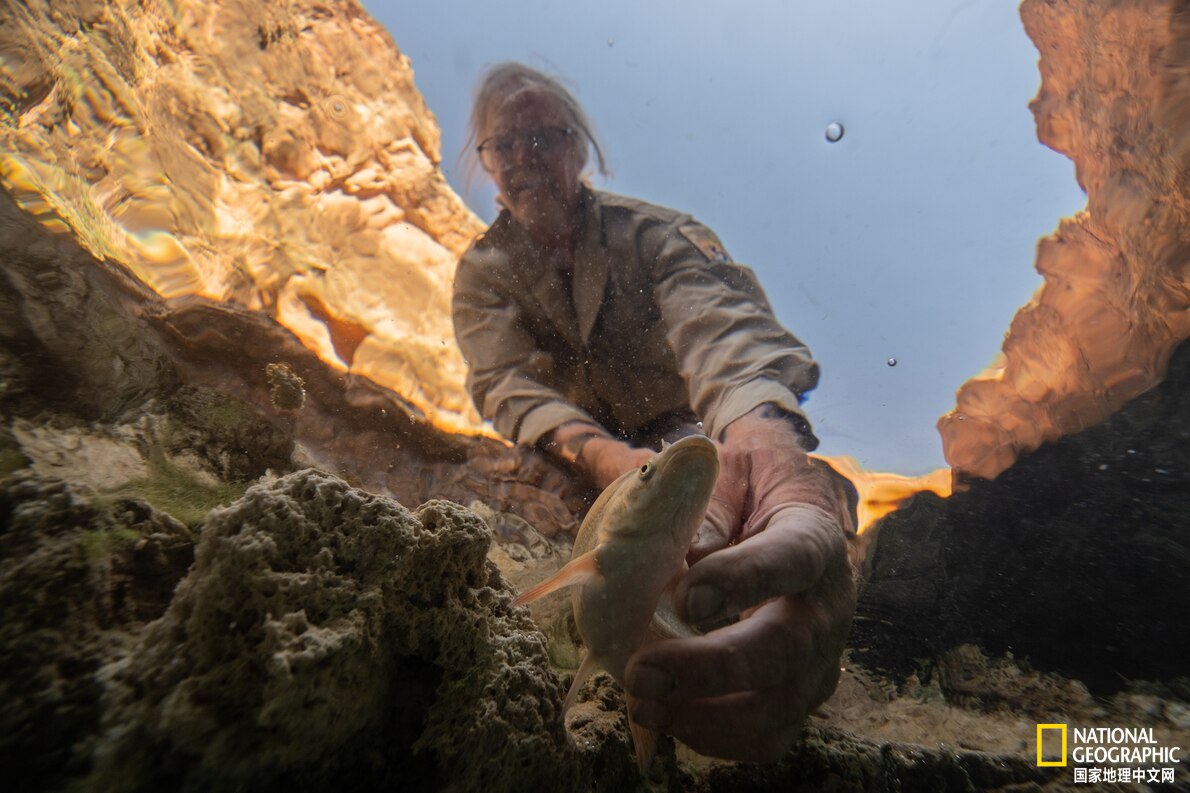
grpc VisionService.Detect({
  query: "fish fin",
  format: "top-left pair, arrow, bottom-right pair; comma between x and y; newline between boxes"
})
562,650 -> 601,715
648,565 -> 699,641
649,586 -> 699,641
648,612 -> 698,641
511,550 -> 599,607
627,707 -> 659,772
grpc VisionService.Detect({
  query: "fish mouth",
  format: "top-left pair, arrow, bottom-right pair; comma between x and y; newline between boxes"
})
647,435 -> 720,526
655,435 -> 718,472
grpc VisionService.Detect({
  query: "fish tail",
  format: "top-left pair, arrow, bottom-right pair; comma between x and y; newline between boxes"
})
563,651 -> 600,715
627,711 -> 658,773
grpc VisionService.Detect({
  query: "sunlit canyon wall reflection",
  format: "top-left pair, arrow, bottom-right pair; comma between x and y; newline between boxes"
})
2,0 -> 1187,485
939,0 -> 1190,480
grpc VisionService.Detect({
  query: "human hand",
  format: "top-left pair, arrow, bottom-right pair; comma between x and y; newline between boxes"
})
579,437 -> 655,490
623,410 -> 857,762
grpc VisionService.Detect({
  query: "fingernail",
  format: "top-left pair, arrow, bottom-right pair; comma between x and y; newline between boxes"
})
628,663 -> 674,699
631,698 -> 671,729
686,584 -> 724,623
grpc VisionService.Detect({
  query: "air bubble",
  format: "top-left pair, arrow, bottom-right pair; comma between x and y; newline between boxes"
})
887,357 -> 897,367
825,122 -> 844,142
696,421 -> 704,430
324,95 -> 349,119
607,38 -> 615,47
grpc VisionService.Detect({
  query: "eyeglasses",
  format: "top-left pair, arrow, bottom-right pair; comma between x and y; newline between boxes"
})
476,126 -> 575,171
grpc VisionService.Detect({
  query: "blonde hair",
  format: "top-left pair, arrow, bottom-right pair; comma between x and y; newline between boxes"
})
463,62 -> 609,188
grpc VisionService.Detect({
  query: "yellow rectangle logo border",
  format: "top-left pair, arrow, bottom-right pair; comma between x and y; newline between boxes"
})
1037,723 -> 1067,767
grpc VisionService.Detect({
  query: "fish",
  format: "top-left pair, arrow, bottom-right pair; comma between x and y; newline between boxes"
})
512,434 -> 719,770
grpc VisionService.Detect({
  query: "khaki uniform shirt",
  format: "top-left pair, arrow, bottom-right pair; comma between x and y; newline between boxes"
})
452,187 -> 820,447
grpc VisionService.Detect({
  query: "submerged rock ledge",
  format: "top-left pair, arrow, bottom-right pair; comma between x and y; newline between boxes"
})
6,468 -> 1145,793
3,470 -> 580,792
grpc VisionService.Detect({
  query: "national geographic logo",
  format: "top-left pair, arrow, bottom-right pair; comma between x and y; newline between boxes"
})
1037,724 -> 1067,767
1036,723 -> 1183,786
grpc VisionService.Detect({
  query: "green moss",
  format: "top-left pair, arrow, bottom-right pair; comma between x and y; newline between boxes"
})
80,527 -> 141,563
202,397 -> 254,428
100,448 -> 246,527
0,445 -> 28,476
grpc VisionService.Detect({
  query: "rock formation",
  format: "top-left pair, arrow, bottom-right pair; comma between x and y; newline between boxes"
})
939,0 -> 1190,480
2,469 -> 582,793
859,339 -> 1190,692
0,0 -> 484,433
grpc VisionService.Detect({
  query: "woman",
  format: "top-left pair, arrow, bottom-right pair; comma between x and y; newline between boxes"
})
452,62 -> 857,763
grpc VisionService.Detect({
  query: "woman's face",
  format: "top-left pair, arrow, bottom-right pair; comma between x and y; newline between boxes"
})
480,89 -> 584,236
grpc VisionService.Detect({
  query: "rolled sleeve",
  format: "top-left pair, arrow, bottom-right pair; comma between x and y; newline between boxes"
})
651,219 -> 820,440
452,255 -> 596,445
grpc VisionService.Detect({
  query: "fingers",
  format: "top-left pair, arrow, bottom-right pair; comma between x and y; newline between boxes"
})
626,598 -> 810,700
686,447 -> 748,561
624,598 -> 836,762
629,688 -> 807,763
677,504 -> 845,624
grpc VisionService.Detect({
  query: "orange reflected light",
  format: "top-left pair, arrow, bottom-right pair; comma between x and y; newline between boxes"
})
814,455 -> 952,534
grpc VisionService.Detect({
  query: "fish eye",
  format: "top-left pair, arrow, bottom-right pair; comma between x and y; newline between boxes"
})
638,463 -> 654,480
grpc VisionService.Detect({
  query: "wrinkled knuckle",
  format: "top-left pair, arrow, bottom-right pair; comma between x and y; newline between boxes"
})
731,553 -> 768,606
750,618 -> 798,685
788,536 -> 826,587
803,508 -> 846,562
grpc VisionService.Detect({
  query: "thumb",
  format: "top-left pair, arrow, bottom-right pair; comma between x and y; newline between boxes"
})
676,504 -> 844,625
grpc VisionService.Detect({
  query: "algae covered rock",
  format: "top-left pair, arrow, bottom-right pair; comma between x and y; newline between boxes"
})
0,473 -> 194,791
93,468 -> 581,793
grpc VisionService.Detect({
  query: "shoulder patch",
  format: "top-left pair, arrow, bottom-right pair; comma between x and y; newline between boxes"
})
679,223 -> 732,264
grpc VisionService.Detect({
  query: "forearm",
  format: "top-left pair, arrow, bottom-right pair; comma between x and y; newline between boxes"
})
546,422 -> 653,490
721,402 -> 819,451
547,422 -> 611,464
650,225 -> 820,440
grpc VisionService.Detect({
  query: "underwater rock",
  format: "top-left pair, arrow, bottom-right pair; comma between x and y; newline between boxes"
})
0,181 -> 584,538
12,418 -> 152,491
87,469 -> 581,793
857,339 -> 1190,691
9,398 -> 279,528
0,185 -> 177,424
564,673 -> 689,793
0,473 -> 194,791
165,385 -> 295,482
0,467 -> 587,792
690,723 -> 1063,793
